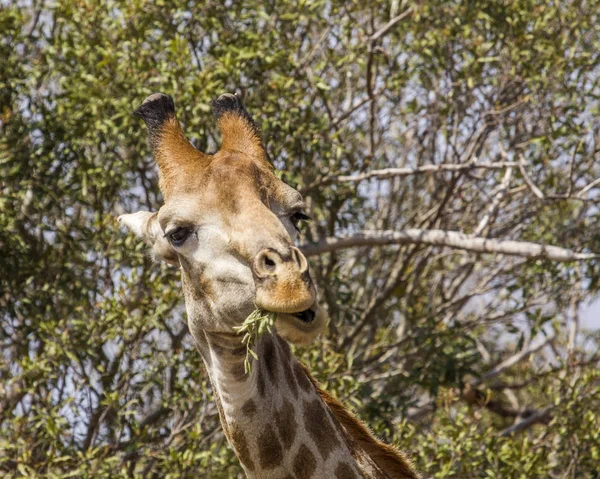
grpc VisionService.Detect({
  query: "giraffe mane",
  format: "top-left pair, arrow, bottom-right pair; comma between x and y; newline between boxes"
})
301,364 -> 420,479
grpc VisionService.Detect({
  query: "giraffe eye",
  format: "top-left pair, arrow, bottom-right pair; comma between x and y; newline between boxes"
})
290,211 -> 310,232
167,227 -> 192,247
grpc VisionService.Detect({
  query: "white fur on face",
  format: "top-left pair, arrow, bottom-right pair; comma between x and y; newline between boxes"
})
174,218 -> 257,331
192,224 -> 254,285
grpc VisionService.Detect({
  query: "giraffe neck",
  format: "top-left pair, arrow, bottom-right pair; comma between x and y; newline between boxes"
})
195,330 -> 385,478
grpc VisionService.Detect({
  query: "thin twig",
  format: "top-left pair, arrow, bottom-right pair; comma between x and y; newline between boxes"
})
566,139 -> 583,196
518,153 -> 544,199
474,166 -> 513,236
332,94 -> 379,128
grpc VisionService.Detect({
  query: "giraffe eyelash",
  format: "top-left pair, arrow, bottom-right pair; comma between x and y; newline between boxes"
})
290,211 -> 310,232
165,227 -> 193,246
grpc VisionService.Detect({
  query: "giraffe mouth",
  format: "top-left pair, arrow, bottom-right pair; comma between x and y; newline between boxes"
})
275,306 -> 327,345
293,308 -> 316,324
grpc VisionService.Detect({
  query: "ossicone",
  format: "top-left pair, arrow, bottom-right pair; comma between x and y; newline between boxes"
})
212,93 -> 265,160
134,93 -> 176,134
134,93 -> 208,198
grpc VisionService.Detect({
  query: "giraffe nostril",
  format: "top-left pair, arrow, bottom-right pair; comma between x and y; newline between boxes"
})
254,250 -> 280,277
262,253 -> 278,273
253,247 -> 309,281
264,257 -> 276,268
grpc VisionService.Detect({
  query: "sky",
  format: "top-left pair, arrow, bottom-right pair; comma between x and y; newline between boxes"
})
581,297 -> 600,329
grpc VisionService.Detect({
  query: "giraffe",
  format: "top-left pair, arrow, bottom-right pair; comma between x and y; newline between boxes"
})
119,92 -> 420,478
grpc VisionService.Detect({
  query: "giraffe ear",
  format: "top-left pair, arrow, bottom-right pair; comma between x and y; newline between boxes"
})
118,211 -> 179,265
212,93 -> 265,160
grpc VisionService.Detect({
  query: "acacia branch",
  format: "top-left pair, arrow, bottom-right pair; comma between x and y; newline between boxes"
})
518,153 -> 545,199
473,335 -> 555,386
474,166 -> 513,236
577,177 -> 600,198
369,7 -> 414,42
499,406 -> 554,437
300,161 -> 520,193
462,386 -> 539,420
300,229 -> 598,262
331,161 -> 518,183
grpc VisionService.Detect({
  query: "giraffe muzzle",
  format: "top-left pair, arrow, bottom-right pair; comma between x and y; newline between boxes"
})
252,246 -> 317,313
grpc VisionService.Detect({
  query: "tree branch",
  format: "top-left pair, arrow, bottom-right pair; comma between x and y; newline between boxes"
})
474,166 -> 513,236
577,177 -> 600,198
369,7 -> 414,42
300,161 -> 521,194
462,386 -> 539,420
499,406 -> 553,437
472,335 -> 555,386
518,153 -> 544,199
328,161 -> 518,184
300,229 -> 598,262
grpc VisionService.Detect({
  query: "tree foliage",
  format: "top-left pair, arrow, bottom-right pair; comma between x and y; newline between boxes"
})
1,0 -> 599,477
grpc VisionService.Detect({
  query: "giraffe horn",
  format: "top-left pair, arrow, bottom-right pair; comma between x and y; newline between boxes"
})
135,93 -> 208,198
212,93 -> 266,160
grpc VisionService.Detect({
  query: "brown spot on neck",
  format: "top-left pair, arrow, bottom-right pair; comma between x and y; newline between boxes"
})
256,358 -> 267,397
294,360 -> 313,393
293,444 -> 317,478
230,423 -> 255,472
227,360 -> 248,382
257,424 -> 284,469
303,398 -> 342,461
181,259 -> 214,301
241,399 -> 257,418
263,336 -> 279,384
335,462 -> 359,479
274,399 -> 297,449
276,337 -> 299,398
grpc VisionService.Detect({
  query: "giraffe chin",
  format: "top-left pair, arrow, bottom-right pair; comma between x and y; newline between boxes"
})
274,306 -> 328,346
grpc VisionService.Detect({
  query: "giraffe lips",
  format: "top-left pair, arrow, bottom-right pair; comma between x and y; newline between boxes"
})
275,306 -> 327,345
293,309 -> 316,323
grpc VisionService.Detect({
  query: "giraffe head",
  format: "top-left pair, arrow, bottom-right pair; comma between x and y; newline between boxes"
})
119,93 -> 327,345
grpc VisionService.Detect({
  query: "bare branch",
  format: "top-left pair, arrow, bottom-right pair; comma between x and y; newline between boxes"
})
301,230 -> 598,262
566,139 -> 583,196
332,94 -> 379,128
518,154 -> 545,199
472,335 -> 555,386
500,406 -> 553,437
300,161 -> 521,194
577,177 -> 600,198
462,386 -> 538,419
474,166 -> 513,236
330,161 -> 518,184
369,8 -> 414,42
